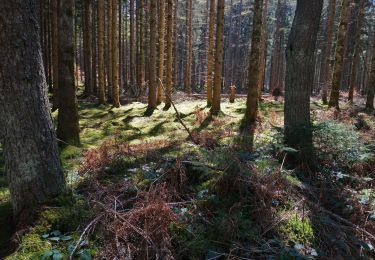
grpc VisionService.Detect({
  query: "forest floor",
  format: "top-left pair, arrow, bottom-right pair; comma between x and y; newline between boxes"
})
1,93 -> 375,259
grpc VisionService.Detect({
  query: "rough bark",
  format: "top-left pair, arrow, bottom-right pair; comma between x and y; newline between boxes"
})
84,0 -> 93,96
348,0 -> 366,103
321,0 -> 336,104
206,0 -> 215,107
164,0 -> 174,110
329,0 -> 351,109
157,0 -> 166,104
136,0 -> 145,88
211,0 -> 224,115
241,0 -> 264,150
111,0 -> 120,107
0,0 -> 64,224
184,0 -> 193,94
98,0 -> 106,104
57,0 -> 80,145
366,33 -> 375,109
51,0 -> 59,109
130,0 -> 136,86
148,0 -> 158,111
284,0 -> 323,161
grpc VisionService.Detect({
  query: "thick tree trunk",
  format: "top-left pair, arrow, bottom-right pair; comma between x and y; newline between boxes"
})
211,0 -> 224,115
57,0 -> 80,145
164,0 -> 174,110
157,0 -> 166,104
329,0 -> 351,109
242,0 -> 264,150
0,0 -> 64,225
136,0 -> 145,88
321,0 -> 336,104
284,0 -> 323,161
348,0 -> 366,103
206,0 -> 215,107
107,0 -> 113,101
98,0 -> 105,104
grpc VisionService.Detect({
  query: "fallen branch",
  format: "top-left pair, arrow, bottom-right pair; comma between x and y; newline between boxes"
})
158,78 -> 198,144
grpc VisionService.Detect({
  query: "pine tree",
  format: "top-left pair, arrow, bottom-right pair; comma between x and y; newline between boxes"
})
329,0 -> 351,109
165,0 -> 174,110
284,0 -> 323,161
0,0 -> 65,224
98,0 -> 106,104
111,0 -> 120,107
184,0 -> 193,94
211,0 -> 224,115
157,0 -> 166,104
147,0 -> 158,112
206,0 -> 215,107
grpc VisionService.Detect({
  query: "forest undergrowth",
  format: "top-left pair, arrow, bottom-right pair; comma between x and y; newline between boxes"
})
1,94 -> 375,259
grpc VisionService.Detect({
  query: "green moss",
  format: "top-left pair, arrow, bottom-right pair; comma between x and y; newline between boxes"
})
279,216 -> 315,246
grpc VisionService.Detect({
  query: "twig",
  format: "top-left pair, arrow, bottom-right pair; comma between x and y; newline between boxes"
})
69,214 -> 103,260
157,78 -> 198,144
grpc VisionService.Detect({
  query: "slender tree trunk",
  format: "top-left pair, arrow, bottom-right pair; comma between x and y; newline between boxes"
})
147,0 -> 157,111
206,0 -> 215,107
0,0 -> 64,225
211,0 -> 224,115
51,0 -> 59,110
157,0 -> 166,104
111,0 -> 120,107
241,0 -> 264,150
348,0 -> 366,103
366,32 -> 375,109
164,0 -> 174,110
258,0 -> 269,99
184,0 -> 193,94
321,0 -> 336,104
107,0 -> 113,101
84,0 -> 93,96
130,0 -> 136,86
329,0 -> 351,109
136,0 -> 145,88
98,0 -> 105,104
173,0 -> 179,88
284,0 -> 323,161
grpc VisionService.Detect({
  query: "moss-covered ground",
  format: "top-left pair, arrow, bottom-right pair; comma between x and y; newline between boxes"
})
1,96 -> 375,259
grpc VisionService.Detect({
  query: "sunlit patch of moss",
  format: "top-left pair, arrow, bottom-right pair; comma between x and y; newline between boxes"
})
279,215 -> 315,246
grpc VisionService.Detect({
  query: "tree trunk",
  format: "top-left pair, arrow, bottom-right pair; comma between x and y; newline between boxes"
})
184,0 -> 193,94
366,32 -> 375,109
211,0 -> 224,115
206,0 -> 215,107
84,0 -> 93,96
348,0 -> 366,103
258,0 -> 269,98
321,0 -> 336,104
130,0 -> 136,86
242,0 -> 264,150
136,0 -> 145,88
111,0 -> 120,107
284,0 -> 323,161
0,0 -> 64,225
157,0 -> 166,104
329,0 -> 351,109
51,0 -> 59,110
148,0 -> 157,111
164,0 -> 174,110
98,0 -> 105,104
57,0 -> 80,145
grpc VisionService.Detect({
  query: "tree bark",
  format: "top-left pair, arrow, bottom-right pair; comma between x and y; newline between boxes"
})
148,0 -> 157,111
0,0 -> 64,225
157,0 -> 166,104
51,0 -> 59,109
84,0 -> 93,96
284,0 -> 323,161
164,0 -> 174,110
57,0 -> 80,145
111,0 -> 120,107
98,0 -> 106,104
206,0 -> 215,107
366,32 -> 375,109
242,0 -> 264,150
348,0 -> 366,103
184,0 -> 193,94
329,0 -> 351,109
211,0 -> 224,115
